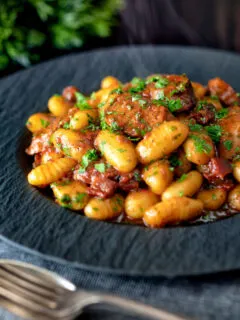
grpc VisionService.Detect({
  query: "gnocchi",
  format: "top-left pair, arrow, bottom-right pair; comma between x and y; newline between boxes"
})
28,158 -> 76,186
162,171 -> 203,201
144,197 -> 204,228
197,188 -> 226,210
84,194 -> 124,220
136,121 -> 189,164
25,74 -> 240,228
142,161 -> 173,195
125,190 -> 159,219
95,130 -> 137,173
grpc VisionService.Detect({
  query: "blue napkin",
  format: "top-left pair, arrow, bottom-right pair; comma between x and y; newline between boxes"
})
0,235 -> 239,320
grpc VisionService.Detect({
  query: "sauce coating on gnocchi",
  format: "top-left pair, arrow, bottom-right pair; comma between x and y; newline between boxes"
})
26,74 -> 240,227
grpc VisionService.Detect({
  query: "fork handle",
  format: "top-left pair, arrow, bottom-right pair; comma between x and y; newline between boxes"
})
80,293 -> 188,320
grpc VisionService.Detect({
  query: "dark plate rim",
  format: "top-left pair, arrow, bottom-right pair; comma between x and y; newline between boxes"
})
1,45 -> 240,278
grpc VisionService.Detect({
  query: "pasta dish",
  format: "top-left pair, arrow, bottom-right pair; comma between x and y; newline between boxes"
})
25,74 -> 240,227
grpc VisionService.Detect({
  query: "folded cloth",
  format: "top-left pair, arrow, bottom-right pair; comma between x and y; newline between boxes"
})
0,235 -> 239,320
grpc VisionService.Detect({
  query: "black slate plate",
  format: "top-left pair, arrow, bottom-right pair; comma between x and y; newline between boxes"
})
1,45 -> 240,277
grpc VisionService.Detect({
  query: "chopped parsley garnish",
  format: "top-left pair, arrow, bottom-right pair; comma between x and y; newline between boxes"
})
99,109 -> 108,130
62,146 -> 71,156
139,99 -> 147,108
129,78 -> 146,93
189,123 -> 203,132
178,174 -> 187,182
169,154 -> 182,167
85,114 -> 100,131
94,163 -> 106,173
196,100 -> 207,111
146,76 -> 162,84
205,125 -> 222,143
168,99 -> 182,113
78,149 -> 99,173
190,134 -> 212,154
86,122 -> 100,131
75,193 -> 86,203
111,88 -> 123,94
61,194 -> 71,203
128,136 -> 141,142
110,121 -> 120,132
170,82 -> 186,96
215,108 -> 228,119
109,97 -> 115,105
210,95 -> 219,100
156,90 -> 165,100
133,171 -> 141,181
117,148 -> 126,153
179,191 -> 184,197
75,92 -> 91,110
131,94 -> 142,102
237,93 -> 240,97
223,140 -> 233,151
63,122 -> 70,129
212,193 -> 217,200
99,141 -> 106,152
51,180 -> 71,187
154,77 -> 169,88
90,92 -> 96,100
40,118 -> 50,128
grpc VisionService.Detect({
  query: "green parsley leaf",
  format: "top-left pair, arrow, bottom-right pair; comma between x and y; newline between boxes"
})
178,174 -> 187,182
110,121 -> 120,132
168,99 -> 182,113
154,77 -> 169,88
78,149 -> 99,173
215,108 -> 229,119
75,92 -> 91,110
212,193 -> 217,200
169,154 -> 182,167
111,88 -> 123,94
223,140 -> 233,151
128,136 -> 141,142
131,94 -> 142,102
139,99 -> 147,108
90,92 -> 96,100
179,191 -> 184,197
117,148 -> 126,153
190,134 -> 213,154
75,193 -> 86,203
189,123 -> 203,132
94,163 -> 106,173
210,95 -> 219,100
170,82 -> 186,96
40,118 -> 50,128
196,100 -> 207,111
63,122 -> 70,129
145,76 -> 162,84
61,194 -> 71,203
133,171 -> 141,181
129,78 -> 146,93
62,146 -> 71,156
205,125 -> 222,143
99,109 -> 109,130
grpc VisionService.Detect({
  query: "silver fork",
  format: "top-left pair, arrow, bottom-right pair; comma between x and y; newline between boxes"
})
0,260 -> 188,320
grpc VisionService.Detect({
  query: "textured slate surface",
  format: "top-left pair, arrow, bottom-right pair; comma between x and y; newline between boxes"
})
1,45 -> 240,277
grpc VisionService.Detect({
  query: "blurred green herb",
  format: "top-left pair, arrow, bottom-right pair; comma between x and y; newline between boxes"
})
0,0 -> 123,72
